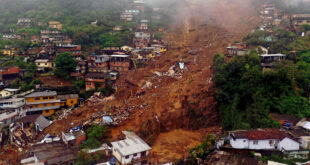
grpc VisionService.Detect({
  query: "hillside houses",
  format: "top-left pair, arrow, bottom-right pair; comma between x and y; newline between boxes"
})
291,14 -> 310,30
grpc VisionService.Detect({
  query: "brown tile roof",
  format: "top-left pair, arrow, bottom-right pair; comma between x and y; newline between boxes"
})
270,113 -> 301,126
231,128 -> 293,140
0,66 -> 20,75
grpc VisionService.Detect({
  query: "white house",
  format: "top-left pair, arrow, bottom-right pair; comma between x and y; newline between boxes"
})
111,131 -> 151,165
0,97 -> 26,116
229,129 -> 300,151
0,88 -> 20,98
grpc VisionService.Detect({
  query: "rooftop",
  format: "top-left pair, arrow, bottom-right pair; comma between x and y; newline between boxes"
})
57,94 -> 79,100
29,142 -> 77,164
260,54 -> 286,57
3,88 -> 20,92
111,131 -> 151,157
25,91 -> 57,98
230,128 -> 295,141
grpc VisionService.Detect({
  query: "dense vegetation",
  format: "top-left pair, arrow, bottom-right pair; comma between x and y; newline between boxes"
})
213,51 -> 310,130
54,52 -> 77,79
81,125 -> 109,149
0,0 -> 172,51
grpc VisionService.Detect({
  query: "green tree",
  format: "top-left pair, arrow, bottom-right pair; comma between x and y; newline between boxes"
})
54,52 -> 77,79
81,125 -> 108,149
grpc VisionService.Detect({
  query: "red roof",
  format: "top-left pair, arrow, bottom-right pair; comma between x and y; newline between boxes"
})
231,128 -> 293,140
0,66 -> 20,75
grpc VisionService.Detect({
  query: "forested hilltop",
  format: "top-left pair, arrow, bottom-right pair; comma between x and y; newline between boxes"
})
0,0 -> 172,50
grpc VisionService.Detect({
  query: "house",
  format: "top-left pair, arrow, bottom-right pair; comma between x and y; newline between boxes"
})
151,44 -> 167,53
1,47 -> 17,56
289,128 -> 310,149
0,97 -> 26,117
0,66 -> 20,87
120,12 -> 134,21
48,21 -> 63,30
134,32 -> 151,40
0,88 -> 20,98
0,110 -> 18,130
260,54 -> 286,68
225,43 -> 247,57
57,94 -> 79,108
138,20 -> 149,31
20,141 -> 77,165
2,34 -> 17,40
62,130 -> 86,147
88,55 -> 110,73
291,14 -> 310,30
102,47 -> 121,55
124,10 -> 140,16
85,73 -> 107,91
35,59 -> 55,72
25,91 -> 61,116
56,43 -> 83,60
113,25 -> 122,31
121,46 -> 134,52
17,18 -> 33,27
111,131 -> 151,165
109,55 -> 132,73
71,60 -> 88,80
229,128 -> 300,151
16,114 -> 51,133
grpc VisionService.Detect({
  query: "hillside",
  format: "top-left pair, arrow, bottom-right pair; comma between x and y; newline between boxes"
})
39,0 -> 260,162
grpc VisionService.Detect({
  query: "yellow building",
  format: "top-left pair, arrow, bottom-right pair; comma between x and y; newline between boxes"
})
25,91 -> 61,116
57,94 -> 79,107
35,59 -> 55,72
49,21 -> 63,30
1,48 -> 17,56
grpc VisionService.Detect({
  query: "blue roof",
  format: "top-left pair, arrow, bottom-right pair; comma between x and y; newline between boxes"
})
103,116 -> 113,123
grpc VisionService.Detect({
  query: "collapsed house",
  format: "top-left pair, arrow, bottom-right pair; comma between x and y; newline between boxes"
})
21,141 -> 77,165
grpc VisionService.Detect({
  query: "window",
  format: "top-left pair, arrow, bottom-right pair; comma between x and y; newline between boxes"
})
133,153 -> 137,157
125,155 -> 129,159
253,140 -> 258,145
49,96 -> 55,99
35,97 -> 40,100
43,97 -> 48,100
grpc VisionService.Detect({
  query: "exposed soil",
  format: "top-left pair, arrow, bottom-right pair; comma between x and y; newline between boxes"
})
37,76 -> 73,87
40,0 -> 260,163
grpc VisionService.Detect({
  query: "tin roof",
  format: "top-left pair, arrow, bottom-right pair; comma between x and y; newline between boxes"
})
25,91 -> 57,98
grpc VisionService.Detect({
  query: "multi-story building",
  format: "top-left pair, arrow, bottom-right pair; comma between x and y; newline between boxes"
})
35,59 -> 55,72
57,94 -> 79,108
85,73 -> 107,91
0,98 -> 26,129
109,55 -> 132,72
48,21 -> 63,30
71,60 -> 88,80
88,55 -> 110,73
25,91 -> 61,116
56,44 -> 83,60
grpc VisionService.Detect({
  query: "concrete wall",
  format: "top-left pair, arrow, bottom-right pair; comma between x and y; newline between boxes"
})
278,138 -> 299,151
248,139 -> 276,150
230,138 -> 249,149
